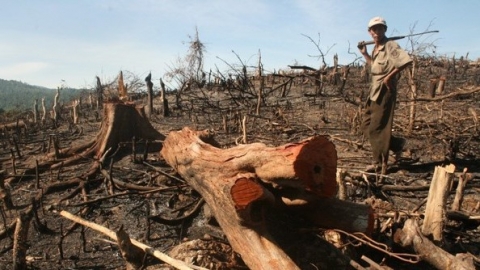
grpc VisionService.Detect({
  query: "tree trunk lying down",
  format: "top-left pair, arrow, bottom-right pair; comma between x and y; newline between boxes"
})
160,127 -> 373,270
394,219 -> 475,270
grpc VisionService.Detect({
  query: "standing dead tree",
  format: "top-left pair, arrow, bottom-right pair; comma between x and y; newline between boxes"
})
41,97 -> 46,123
52,87 -> 60,126
96,76 -> 104,110
33,99 -> 38,124
160,78 -> 169,117
165,27 -> 206,108
145,72 -> 153,118
403,21 -> 440,134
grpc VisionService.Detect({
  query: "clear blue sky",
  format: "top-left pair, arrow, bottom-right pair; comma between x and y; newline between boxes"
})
1,0 -> 478,89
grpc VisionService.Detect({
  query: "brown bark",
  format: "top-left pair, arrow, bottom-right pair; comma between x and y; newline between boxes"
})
160,127 -> 371,269
33,99 -> 38,124
41,97 -> 46,122
0,175 -> 14,209
422,164 -> 455,242
118,71 -> 127,101
436,75 -> 446,95
407,62 -> 418,135
0,120 -> 27,130
145,72 -> 154,118
280,194 -> 374,234
53,87 -> 60,124
394,219 -> 475,270
429,78 -> 438,98
92,102 -> 164,160
48,102 -> 164,173
451,168 -> 472,211
96,76 -> 104,109
72,99 -> 80,124
13,210 -> 33,270
160,79 -> 169,117
116,225 -> 146,270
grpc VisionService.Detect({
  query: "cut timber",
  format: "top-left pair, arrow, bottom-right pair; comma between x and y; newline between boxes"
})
161,127 -> 371,270
279,193 -> 374,234
50,102 -> 165,170
422,164 -> 455,242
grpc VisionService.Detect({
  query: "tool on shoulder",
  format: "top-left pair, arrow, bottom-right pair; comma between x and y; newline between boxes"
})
357,30 -> 439,48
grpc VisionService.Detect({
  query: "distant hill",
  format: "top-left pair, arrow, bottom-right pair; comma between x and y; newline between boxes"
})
0,79 -> 87,113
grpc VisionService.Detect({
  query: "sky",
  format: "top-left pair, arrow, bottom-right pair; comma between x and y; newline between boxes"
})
1,0 -> 479,90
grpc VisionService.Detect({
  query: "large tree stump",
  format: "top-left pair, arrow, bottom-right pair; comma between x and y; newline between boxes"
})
50,102 -> 165,171
160,127 -> 372,269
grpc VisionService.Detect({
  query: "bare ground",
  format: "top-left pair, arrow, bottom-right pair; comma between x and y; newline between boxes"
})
1,61 -> 480,269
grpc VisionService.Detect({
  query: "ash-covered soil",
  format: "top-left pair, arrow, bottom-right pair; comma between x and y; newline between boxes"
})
1,61 -> 479,269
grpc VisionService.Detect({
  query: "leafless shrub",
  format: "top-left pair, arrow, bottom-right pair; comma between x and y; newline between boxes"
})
165,27 -> 206,93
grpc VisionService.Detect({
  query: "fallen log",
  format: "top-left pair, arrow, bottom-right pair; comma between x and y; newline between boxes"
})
160,127 -> 373,269
394,219 -> 475,269
0,119 -> 27,131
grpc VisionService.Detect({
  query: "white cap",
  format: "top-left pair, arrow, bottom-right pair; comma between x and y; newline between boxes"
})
368,17 -> 387,29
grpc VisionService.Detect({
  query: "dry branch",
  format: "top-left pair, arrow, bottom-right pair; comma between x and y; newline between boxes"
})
59,210 -> 205,270
451,168 -> 472,211
394,219 -> 475,269
401,86 -> 480,102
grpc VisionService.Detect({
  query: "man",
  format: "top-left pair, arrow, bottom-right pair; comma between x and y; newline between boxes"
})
357,17 -> 412,174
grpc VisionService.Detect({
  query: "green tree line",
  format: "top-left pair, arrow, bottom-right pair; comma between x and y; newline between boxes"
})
0,79 -> 86,114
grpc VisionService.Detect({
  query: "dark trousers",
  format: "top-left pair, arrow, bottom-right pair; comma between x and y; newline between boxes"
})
362,86 -> 397,165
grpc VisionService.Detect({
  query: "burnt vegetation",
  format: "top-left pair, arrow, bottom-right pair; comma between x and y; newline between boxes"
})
1,33 -> 480,269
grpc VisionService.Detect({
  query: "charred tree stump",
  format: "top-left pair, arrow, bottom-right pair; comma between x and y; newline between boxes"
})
160,127 -> 372,270
50,102 -> 165,172
72,99 -> 80,124
33,99 -> 38,124
451,168 -> 472,211
436,75 -> 446,95
160,79 -> 169,117
0,175 -> 14,209
41,97 -> 46,123
429,78 -> 438,98
13,209 -> 33,270
145,72 -> 153,118
422,164 -> 455,242
52,87 -> 60,126
118,71 -> 127,101
96,76 -> 104,110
